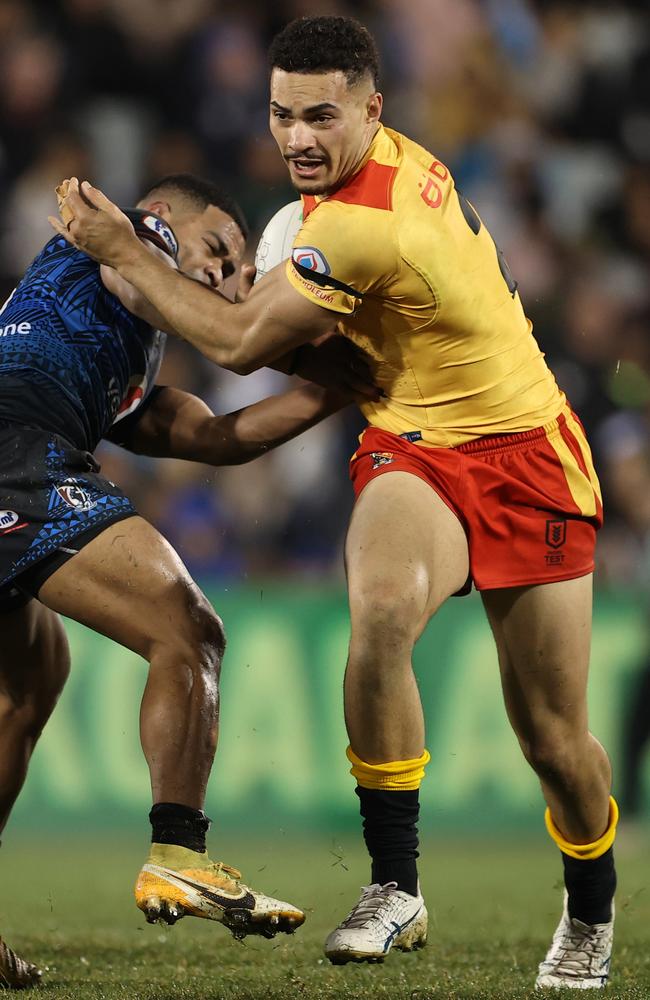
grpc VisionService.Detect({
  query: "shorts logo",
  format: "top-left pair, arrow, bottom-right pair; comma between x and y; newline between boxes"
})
292,246 -> 330,275
545,519 -> 567,549
371,451 -> 395,469
55,479 -> 97,512
0,510 -> 28,536
0,510 -> 19,530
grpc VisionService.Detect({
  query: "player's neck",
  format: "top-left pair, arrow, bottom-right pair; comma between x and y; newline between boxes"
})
328,122 -> 381,196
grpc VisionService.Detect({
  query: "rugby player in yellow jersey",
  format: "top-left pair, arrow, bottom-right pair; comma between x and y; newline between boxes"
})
52,15 -> 618,990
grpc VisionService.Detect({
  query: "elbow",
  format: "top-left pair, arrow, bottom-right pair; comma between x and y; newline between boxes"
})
229,359 -> 258,376
219,352 -> 260,376
228,445 -> 267,466
215,322 -> 265,375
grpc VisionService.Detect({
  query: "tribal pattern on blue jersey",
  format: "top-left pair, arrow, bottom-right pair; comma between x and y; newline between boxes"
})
0,432 -> 135,588
0,217 -> 173,451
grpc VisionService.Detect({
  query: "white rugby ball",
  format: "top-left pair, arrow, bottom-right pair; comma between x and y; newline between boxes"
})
254,201 -> 303,282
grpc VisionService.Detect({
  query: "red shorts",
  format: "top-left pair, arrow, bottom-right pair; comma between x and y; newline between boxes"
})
349,407 -> 603,591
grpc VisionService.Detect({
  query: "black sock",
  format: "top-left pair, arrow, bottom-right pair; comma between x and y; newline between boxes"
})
149,802 -> 211,853
563,847 -> 617,925
356,786 -> 420,896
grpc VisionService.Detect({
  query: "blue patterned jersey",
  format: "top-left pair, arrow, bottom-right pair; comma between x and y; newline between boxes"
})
0,221 -> 172,452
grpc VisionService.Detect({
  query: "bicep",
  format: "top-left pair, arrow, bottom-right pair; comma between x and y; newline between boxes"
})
233,265 -> 338,371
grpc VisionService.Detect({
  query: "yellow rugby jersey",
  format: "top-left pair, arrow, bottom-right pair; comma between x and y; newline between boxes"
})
286,124 -> 565,447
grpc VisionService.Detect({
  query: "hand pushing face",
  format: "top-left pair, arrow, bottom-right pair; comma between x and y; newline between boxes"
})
50,178 -> 140,267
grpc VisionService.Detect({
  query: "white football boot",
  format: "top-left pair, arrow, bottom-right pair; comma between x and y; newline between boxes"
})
536,893 -> 614,990
324,881 -> 427,964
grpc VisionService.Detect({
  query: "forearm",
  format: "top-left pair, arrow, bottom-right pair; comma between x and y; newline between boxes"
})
191,383 -> 347,465
53,180 -> 337,371
116,245 -> 252,367
116,248 -> 335,373
129,384 -> 348,466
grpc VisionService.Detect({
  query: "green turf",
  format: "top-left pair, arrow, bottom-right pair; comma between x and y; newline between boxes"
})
0,832 -> 647,999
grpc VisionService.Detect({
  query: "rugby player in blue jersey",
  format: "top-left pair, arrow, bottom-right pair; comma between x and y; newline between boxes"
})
0,173 -> 370,987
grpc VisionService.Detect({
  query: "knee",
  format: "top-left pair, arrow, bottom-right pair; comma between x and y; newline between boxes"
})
349,583 -> 422,660
519,727 -> 582,784
184,593 -> 226,684
155,584 -> 226,688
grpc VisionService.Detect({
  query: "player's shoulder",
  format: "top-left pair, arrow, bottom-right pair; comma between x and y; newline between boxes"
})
15,235 -> 93,298
303,127 -> 401,222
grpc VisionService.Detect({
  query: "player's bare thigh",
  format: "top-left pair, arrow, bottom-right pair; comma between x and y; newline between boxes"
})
346,471 -> 469,634
481,575 -> 593,740
0,599 -> 70,715
37,515 -> 222,659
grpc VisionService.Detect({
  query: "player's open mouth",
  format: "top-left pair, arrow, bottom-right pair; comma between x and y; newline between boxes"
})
290,159 -> 324,177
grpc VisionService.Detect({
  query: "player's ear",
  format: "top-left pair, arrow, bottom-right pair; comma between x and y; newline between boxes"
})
142,199 -> 172,221
367,92 -> 382,124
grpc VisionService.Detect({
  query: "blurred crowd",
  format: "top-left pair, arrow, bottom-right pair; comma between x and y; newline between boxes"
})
0,0 -> 648,590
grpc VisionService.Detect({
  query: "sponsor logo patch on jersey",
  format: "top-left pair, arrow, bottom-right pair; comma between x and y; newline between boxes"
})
371,452 -> 395,469
54,479 -> 97,512
0,321 -> 31,337
292,246 -> 331,276
142,215 -> 179,258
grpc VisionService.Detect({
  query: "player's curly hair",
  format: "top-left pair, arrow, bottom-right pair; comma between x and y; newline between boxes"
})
141,174 -> 249,239
269,16 -> 380,90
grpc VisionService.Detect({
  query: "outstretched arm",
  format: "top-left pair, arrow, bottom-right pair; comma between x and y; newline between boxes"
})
116,384 -> 348,466
50,180 -> 339,374
99,244 -> 180,335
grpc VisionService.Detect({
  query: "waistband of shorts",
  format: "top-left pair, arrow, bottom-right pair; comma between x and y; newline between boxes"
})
453,410 -> 568,456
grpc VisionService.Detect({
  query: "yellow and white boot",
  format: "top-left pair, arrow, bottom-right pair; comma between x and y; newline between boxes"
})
135,844 -> 305,939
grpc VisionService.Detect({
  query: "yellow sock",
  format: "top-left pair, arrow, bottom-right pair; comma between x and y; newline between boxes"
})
545,797 -> 619,860
346,746 -> 430,790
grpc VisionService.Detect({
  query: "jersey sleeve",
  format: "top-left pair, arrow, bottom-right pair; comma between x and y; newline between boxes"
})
103,384 -> 167,449
285,202 -> 398,315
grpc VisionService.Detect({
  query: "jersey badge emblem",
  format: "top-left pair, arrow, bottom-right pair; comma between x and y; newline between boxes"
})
292,246 -> 331,275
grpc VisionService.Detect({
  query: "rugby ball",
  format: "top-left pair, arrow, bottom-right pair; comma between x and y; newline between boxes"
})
254,201 -> 303,282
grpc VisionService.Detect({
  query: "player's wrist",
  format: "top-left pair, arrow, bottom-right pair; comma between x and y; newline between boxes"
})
115,238 -> 150,277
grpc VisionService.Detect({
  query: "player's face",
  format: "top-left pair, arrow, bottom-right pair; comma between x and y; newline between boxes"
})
269,69 -> 382,195
172,205 -> 245,289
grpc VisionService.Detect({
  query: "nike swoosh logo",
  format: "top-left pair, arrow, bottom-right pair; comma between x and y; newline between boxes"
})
162,871 -> 256,911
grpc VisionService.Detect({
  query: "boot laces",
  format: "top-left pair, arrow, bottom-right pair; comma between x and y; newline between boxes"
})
550,920 -> 610,976
207,860 -> 242,881
341,882 -> 400,929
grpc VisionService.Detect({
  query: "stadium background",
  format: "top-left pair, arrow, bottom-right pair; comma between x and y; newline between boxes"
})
0,0 -> 648,834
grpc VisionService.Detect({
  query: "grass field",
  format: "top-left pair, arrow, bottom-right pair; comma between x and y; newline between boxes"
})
0,832 -> 647,999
